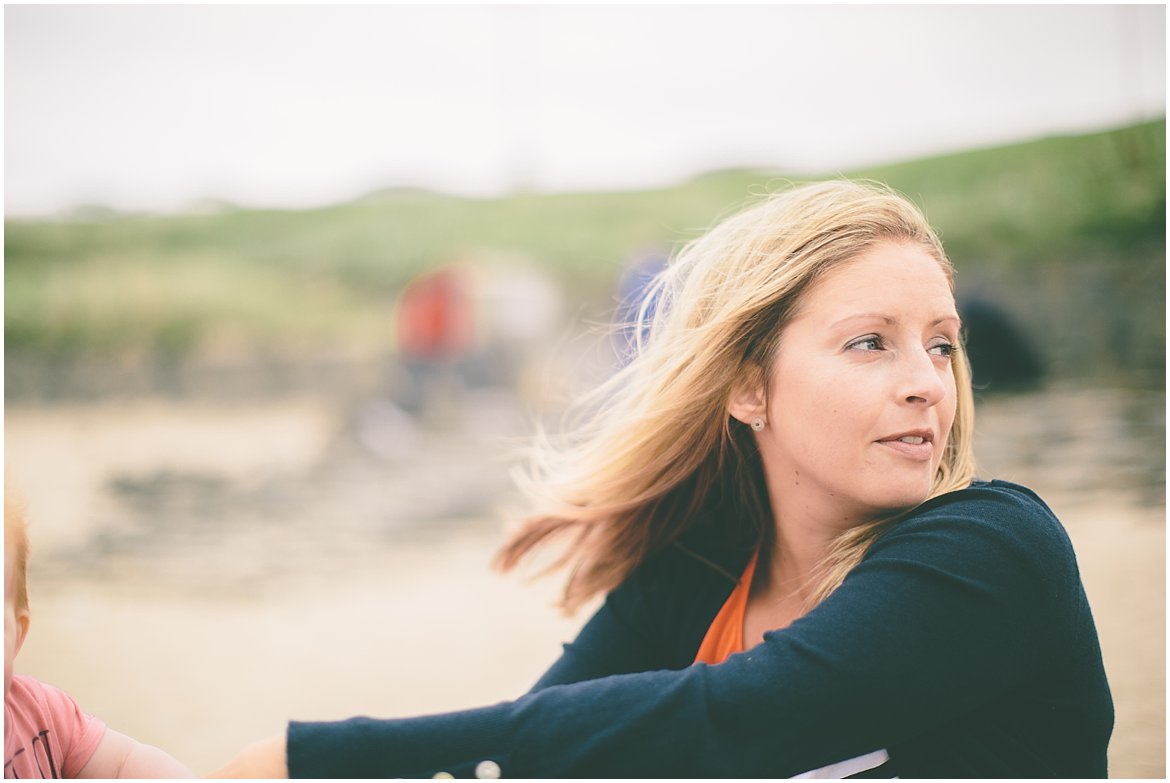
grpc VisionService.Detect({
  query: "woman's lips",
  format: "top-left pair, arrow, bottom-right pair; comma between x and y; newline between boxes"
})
876,433 -> 934,461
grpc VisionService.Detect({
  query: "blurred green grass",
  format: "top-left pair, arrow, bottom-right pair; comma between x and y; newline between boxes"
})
5,118 -> 1164,366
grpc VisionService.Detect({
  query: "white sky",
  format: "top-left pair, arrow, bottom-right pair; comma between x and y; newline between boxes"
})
4,4 -> 1166,216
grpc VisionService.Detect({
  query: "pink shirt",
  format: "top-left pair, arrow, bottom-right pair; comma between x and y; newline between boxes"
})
5,675 -> 106,779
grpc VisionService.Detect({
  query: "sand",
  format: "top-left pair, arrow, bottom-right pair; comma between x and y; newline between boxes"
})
6,388 -> 1164,777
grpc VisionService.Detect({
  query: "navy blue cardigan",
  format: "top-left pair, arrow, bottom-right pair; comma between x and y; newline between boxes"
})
287,480 -> 1112,777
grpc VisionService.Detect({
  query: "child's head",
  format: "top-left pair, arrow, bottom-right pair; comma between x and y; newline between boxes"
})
5,477 -> 32,698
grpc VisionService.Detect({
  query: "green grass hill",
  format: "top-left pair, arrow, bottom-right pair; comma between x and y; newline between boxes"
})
5,118 -> 1164,383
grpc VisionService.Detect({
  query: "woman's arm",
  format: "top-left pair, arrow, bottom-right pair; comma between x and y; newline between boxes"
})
226,484 -> 1102,778
211,528 -> 738,779
528,537 -> 739,691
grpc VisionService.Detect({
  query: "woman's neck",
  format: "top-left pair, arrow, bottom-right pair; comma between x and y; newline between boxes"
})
757,491 -> 867,604
744,517 -> 842,643
758,523 -> 830,603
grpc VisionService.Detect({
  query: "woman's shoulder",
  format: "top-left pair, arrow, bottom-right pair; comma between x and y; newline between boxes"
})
908,479 -> 1064,533
627,513 -> 753,606
648,510 -> 757,590
877,479 -> 1079,576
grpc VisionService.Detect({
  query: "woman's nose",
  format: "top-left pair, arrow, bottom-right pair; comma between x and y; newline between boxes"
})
901,349 -> 948,406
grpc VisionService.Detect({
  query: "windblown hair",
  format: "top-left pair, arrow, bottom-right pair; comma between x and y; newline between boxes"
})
5,475 -> 31,614
495,179 -> 977,613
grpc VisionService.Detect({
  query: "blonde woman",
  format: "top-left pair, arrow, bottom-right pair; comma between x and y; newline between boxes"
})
216,180 -> 1112,778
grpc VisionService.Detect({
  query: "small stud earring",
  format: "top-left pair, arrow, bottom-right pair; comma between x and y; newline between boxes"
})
750,416 -> 765,432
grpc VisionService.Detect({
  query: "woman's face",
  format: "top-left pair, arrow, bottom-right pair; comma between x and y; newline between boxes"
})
752,240 -> 960,528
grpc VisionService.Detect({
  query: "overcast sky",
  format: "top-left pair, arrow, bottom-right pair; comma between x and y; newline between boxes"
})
5,4 -> 1165,216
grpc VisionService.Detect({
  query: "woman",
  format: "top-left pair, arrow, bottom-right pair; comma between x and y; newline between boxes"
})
216,180 -> 1113,778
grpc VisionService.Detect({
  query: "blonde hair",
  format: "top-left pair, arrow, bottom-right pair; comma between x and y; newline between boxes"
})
5,475 -> 30,614
496,179 -> 977,612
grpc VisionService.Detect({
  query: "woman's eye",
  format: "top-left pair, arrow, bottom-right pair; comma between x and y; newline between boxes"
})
928,341 -> 955,358
847,336 -> 883,352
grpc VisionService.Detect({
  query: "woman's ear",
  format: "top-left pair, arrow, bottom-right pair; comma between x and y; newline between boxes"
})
727,371 -> 766,427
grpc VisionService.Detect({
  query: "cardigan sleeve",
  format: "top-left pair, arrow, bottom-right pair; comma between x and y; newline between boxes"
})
286,483 -> 1092,778
525,552 -> 674,691
528,534 -> 742,691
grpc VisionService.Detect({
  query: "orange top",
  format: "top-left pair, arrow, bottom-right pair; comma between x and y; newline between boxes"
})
693,550 -> 759,665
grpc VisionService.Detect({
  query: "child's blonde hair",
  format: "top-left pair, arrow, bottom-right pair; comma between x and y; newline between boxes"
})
5,476 -> 31,614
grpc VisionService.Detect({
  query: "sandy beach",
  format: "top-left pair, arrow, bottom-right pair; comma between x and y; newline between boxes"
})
5,384 -> 1164,777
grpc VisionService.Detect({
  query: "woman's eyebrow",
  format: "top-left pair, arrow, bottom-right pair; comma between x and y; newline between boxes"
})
829,313 -> 962,329
830,313 -> 894,328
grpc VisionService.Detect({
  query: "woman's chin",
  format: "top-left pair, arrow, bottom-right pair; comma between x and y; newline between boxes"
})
864,483 -> 935,517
